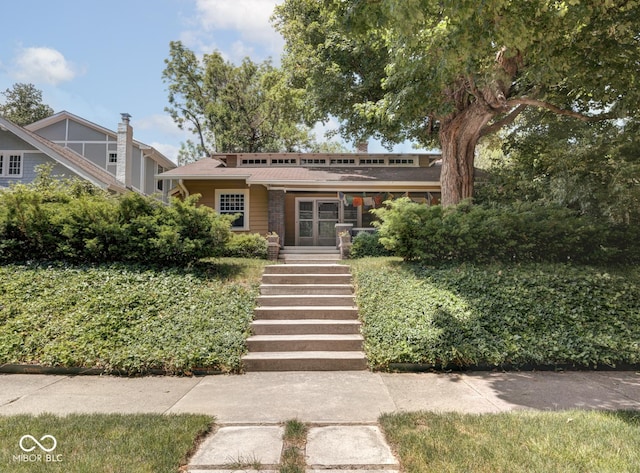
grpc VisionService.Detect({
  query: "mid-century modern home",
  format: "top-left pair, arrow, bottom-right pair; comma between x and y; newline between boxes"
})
159,152 -> 443,247
0,111 -> 176,198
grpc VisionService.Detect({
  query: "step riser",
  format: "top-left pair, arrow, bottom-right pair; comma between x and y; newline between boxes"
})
264,265 -> 350,275
258,296 -> 355,307
247,339 -> 364,352
254,308 -> 359,320
252,322 -> 361,336
260,285 -> 354,296
243,358 -> 368,371
261,275 -> 352,285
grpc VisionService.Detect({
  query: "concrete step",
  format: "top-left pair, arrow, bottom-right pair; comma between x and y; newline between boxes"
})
242,351 -> 368,371
264,264 -> 350,275
260,284 -> 354,296
257,295 -> 356,307
261,274 -> 352,285
246,334 -> 364,352
254,306 -> 360,320
251,319 -> 362,336
281,246 -> 340,254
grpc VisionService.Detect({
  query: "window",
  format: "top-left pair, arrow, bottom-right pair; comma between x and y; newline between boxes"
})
157,165 -> 165,191
216,189 -> 249,230
108,152 -> 118,164
0,153 -> 22,178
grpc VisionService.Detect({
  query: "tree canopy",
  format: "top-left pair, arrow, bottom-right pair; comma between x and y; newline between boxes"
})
162,41 -> 322,163
274,0 -> 640,205
0,83 -> 54,126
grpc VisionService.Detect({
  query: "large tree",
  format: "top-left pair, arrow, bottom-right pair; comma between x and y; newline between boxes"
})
274,0 -> 640,205
0,83 -> 54,126
163,41 -> 317,163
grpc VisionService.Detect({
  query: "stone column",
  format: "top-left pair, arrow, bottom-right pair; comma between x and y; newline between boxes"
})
267,189 -> 285,245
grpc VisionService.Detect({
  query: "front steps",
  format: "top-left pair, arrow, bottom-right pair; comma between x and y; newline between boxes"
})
243,264 -> 367,371
278,247 -> 340,264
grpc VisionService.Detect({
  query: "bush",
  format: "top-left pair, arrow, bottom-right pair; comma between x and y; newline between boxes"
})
350,231 -> 393,258
352,258 -> 640,369
222,233 -> 268,259
373,198 -> 639,265
0,173 -> 233,264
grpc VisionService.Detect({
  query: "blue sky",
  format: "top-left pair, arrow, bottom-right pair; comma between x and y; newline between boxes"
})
0,0 -> 411,162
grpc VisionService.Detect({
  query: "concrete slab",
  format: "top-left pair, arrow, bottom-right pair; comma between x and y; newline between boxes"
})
0,375 -> 201,415
0,374 -> 66,407
188,426 -> 283,468
461,371 -> 640,411
168,372 -> 396,423
380,372 -> 503,413
306,426 -> 399,468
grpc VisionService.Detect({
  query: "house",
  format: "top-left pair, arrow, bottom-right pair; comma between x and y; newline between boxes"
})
158,152 -> 443,247
0,111 -> 176,197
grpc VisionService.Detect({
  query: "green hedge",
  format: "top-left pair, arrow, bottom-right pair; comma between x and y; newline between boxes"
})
350,231 -> 393,258
352,258 -> 640,369
0,175 -> 232,264
373,198 -> 640,265
222,233 -> 268,259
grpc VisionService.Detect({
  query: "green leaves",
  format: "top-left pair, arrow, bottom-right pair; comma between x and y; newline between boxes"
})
0,174 -> 233,265
352,258 -> 640,369
0,260 -> 263,374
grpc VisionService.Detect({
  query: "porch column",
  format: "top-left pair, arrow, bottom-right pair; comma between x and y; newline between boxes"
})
268,189 -> 285,246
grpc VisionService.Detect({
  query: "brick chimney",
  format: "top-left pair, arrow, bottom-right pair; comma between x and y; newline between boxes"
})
356,140 -> 368,153
116,113 -> 133,188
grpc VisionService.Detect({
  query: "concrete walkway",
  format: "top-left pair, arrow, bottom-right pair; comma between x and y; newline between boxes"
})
2,371 -> 639,471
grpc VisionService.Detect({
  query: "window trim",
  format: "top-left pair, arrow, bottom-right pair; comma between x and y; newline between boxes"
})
215,189 -> 250,231
0,151 -> 23,178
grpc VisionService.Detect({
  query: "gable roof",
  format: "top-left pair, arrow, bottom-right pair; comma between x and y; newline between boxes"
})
0,116 -> 127,193
159,157 -> 442,189
25,110 -> 176,169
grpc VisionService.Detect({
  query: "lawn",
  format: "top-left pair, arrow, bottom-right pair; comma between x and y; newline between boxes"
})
351,258 -> 640,369
0,413 -> 213,473
0,258 -> 268,375
380,410 -> 640,473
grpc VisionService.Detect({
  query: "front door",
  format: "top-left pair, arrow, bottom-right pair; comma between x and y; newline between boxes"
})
296,199 -> 340,246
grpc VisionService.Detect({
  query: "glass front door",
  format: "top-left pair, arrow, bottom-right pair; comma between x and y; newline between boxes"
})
296,199 -> 340,246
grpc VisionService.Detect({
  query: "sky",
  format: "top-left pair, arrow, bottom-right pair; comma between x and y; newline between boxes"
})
0,0 -> 411,163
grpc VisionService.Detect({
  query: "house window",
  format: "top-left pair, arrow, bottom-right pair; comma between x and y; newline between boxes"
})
108,152 -> 118,164
0,153 -> 22,177
157,165 -> 165,191
216,189 -> 249,230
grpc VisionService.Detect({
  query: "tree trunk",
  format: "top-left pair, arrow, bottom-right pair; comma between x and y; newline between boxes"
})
439,104 -> 495,206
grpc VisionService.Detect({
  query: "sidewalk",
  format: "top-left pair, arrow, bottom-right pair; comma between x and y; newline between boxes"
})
2,370 -> 638,472
2,370 -> 638,420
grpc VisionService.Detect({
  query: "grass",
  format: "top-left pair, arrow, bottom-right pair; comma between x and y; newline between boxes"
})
380,410 -> 640,473
351,257 -> 640,369
280,419 -> 307,473
0,258 -> 268,375
0,413 -> 213,473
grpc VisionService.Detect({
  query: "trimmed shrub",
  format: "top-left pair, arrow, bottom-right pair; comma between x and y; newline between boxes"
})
222,233 -> 268,259
350,231 -> 393,258
0,175 -> 233,264
373,198 -> 638,265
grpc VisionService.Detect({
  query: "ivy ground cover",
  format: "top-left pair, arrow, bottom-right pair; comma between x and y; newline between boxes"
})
351,258 -> 640,369
0,259 -> 267,375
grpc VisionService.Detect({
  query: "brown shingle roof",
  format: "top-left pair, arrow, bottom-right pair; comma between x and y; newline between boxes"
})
159,158 -> 442,186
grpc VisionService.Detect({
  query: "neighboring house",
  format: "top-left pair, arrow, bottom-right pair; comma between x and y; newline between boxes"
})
0,111 -> 175,197
159,152 -> 444,247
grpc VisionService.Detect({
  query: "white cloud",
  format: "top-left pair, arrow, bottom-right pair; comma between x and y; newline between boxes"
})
195,0 -> 282,42
150,142 -> 180,164
13,47 -> 77,85
134,114 -> 185,138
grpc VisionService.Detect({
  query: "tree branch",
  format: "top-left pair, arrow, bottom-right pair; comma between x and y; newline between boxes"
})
480,104 -> 528,137
509,98 -> 616,121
